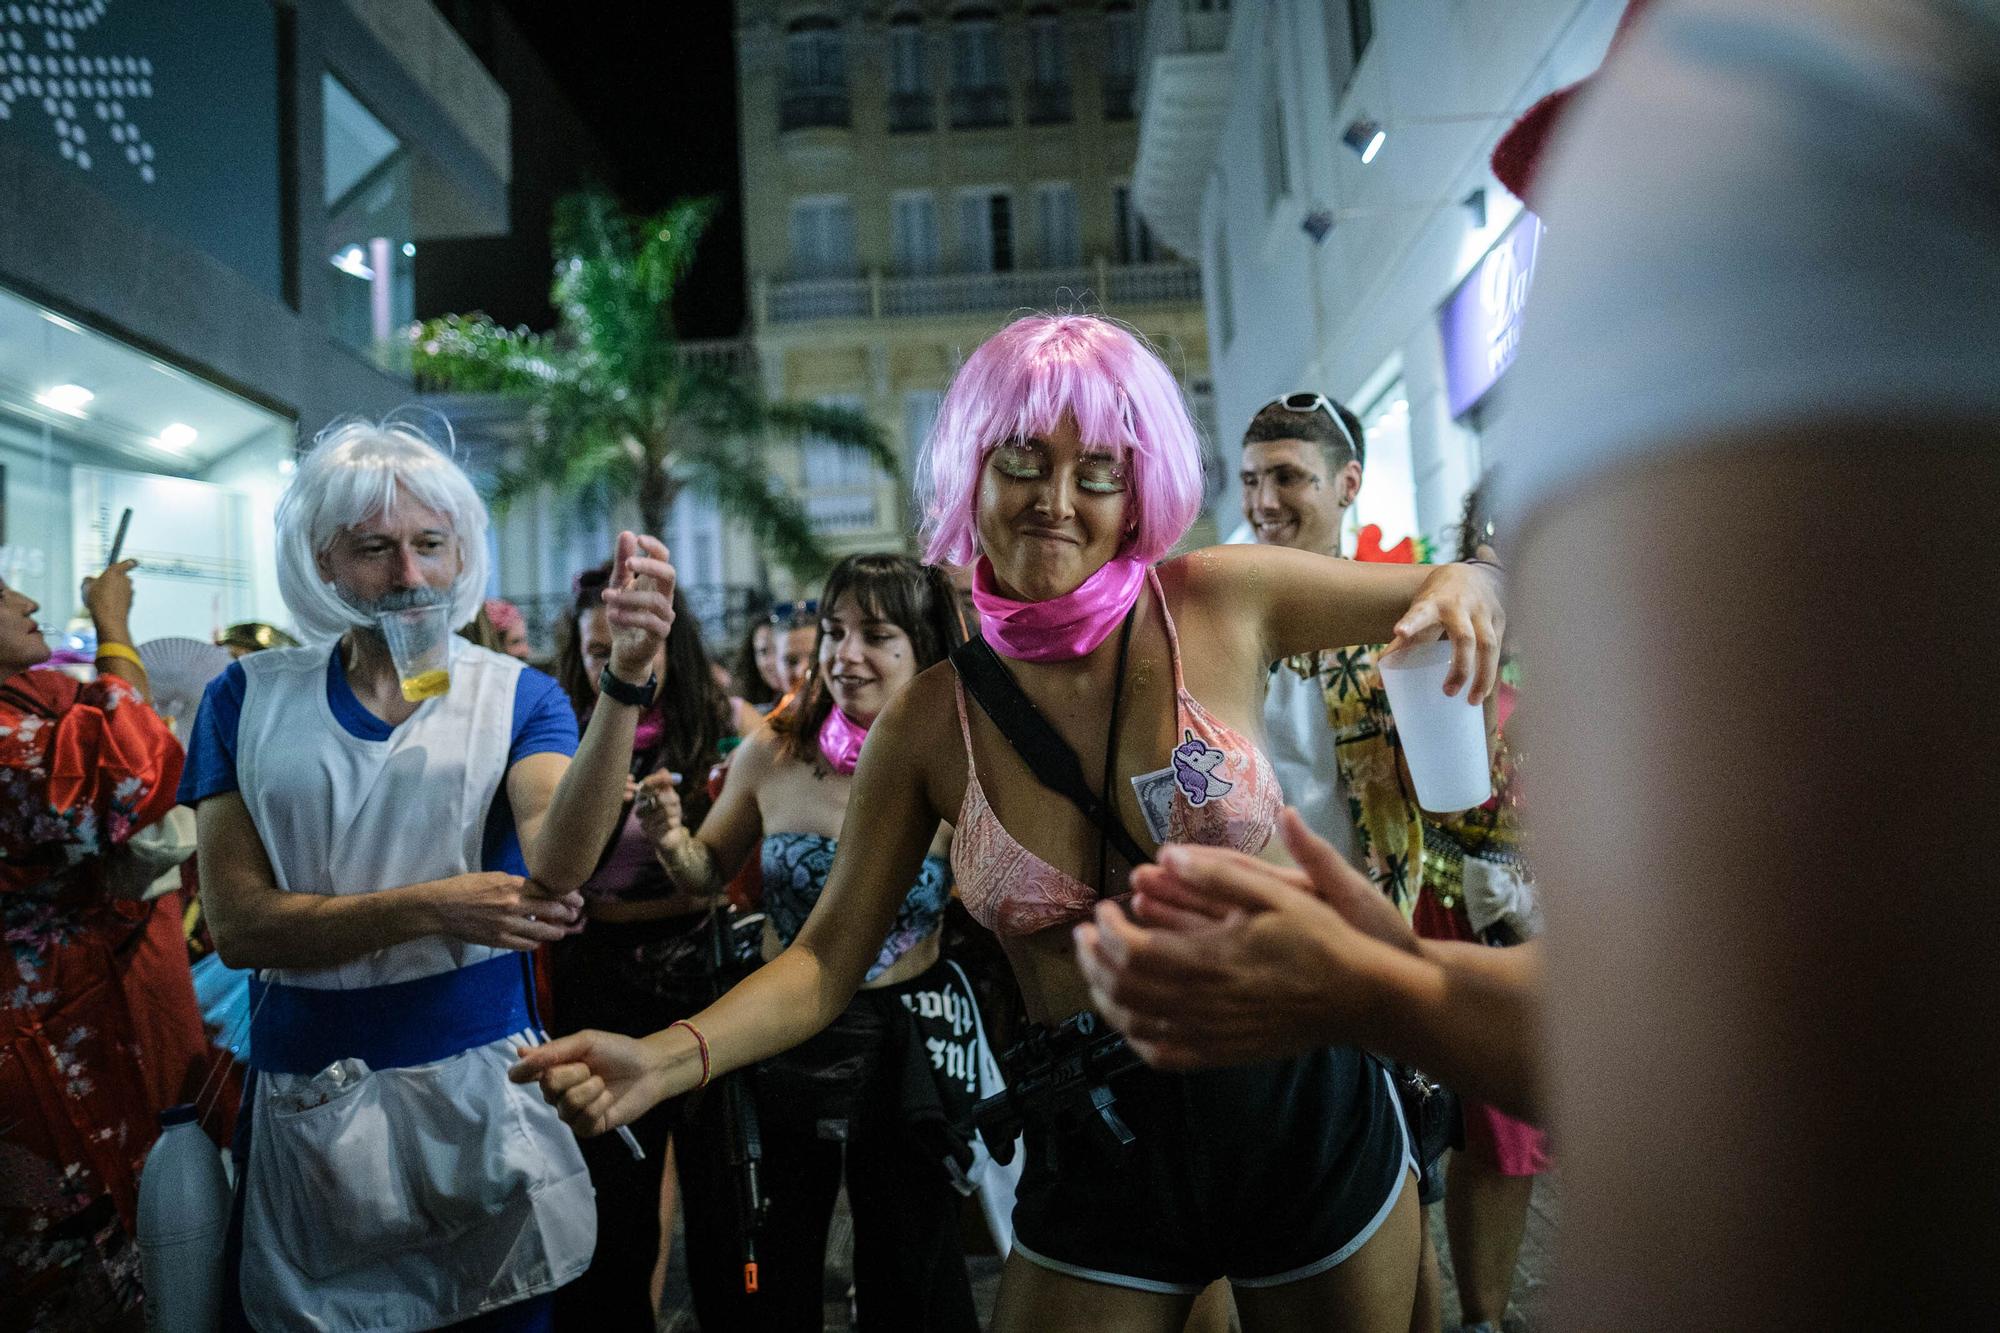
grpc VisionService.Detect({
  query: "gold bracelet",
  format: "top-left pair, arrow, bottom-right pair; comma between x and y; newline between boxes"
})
94,641 -> 146,669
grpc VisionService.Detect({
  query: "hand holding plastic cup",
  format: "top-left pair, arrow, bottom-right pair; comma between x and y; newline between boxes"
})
378,602 -> 454,702
1378,639 -> 1493,813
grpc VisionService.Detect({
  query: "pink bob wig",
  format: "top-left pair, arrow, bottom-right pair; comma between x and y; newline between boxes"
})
916,314 -> 1205,567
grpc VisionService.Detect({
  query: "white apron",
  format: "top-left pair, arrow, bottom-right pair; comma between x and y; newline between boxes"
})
232,643 -> 593,1332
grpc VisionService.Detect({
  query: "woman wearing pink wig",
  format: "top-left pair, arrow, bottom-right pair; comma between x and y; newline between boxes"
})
515,314 -> 1504,1331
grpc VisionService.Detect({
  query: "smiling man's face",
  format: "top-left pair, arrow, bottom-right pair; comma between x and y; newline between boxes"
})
1240,437 -> 1350,556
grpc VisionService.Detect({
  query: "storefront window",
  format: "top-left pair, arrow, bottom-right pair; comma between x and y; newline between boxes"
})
1351,380 -> 1421,556
0,284 -> 294,649
323,74 -> 413,370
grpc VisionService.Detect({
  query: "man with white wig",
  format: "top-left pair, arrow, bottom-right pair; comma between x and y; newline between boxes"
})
179,415 -> 677,1331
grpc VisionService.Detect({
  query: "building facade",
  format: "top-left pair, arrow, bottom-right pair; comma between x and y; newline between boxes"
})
737,0 -> 1216,597
1134,0 -> 1623,555
0,0 -> 509,645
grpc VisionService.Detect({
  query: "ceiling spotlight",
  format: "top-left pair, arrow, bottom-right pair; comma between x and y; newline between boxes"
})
401,241 -> 416,257
330,244 -> 373,280
36,382 -> 93,415
1301,207 -> 1335,244
158,422 -> 197,449
1343,117 -> 1385,164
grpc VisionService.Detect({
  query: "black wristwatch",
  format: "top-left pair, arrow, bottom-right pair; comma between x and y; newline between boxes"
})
597,664 -> 657,708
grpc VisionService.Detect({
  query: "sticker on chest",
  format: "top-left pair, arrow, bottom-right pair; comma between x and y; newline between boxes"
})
1131,730 -> 1238,840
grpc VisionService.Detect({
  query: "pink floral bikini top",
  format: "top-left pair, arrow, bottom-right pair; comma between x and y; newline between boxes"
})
951,570 -> 1284,938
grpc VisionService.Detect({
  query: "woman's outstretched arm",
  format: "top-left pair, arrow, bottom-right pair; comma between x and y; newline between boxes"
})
510,673 -> 947,1134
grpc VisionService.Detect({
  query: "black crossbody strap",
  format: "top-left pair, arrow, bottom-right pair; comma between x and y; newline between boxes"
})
949,633 -> 1154,871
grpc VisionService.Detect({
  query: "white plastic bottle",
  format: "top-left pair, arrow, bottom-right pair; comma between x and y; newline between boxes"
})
136,1103 -> 230,1332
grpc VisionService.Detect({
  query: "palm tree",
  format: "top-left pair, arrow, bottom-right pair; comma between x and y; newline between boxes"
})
412,191 -> 894,580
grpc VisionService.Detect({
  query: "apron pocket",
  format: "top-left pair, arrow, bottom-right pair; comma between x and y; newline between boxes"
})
263,1066 -> 426,1281
384,1048 -> 538,1240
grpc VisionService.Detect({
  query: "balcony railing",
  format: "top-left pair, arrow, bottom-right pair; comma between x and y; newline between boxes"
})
887,90 -> 934,132
1103,77 -> 1135,120
883,266 -> 1093,317
779,88 -> 850,131
1106,260 -> 1202,305
949,84 -> 1011,129
769,277 -> 870,323
676,338 -> 758,379
762,260 -> 1200,325
1026,82 -> 1073,125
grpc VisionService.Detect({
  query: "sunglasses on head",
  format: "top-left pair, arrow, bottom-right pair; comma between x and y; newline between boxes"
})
768,600 -> 819,627
1260,392 -> 1361,460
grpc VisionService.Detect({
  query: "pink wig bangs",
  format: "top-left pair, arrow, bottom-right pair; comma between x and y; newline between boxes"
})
916,314 -> 1204,567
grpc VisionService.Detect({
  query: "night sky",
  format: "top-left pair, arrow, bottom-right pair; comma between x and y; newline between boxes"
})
439,2 -> 746,340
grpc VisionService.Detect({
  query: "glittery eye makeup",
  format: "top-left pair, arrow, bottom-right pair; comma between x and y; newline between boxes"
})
988,440 -> 1127,493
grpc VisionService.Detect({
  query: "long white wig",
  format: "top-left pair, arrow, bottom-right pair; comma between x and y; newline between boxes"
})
275,414 -> 490,643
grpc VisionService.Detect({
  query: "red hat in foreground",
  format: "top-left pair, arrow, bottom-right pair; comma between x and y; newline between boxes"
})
1491,0 -> 1659,207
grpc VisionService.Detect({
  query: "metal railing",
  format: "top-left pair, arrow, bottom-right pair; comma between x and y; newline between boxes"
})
769,277 -> 870,323
881,266 -> 1094,318
887,90 -> 934,132
1026,82 -> 1073,125
1106,261 -> 1202,305
779,88 -> 850,131
762,260 -> 1200,325
676,338 -> 757,378
949,85 -> 1011,129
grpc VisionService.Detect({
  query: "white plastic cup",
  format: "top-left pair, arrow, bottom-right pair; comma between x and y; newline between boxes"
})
377,602 -> 454,701
1377,639 -> 1493,813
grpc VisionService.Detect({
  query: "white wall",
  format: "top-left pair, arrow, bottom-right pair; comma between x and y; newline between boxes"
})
1195,0 -> 1624,553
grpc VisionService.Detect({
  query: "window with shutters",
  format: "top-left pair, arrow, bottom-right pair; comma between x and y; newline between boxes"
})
892,193 -> 942,275
789,197 -> 857,278
1112,184 -> 1158,264
803,395 -> 882,533
951,11 -> 1010,128
1103,6 -> 1137,119
1027,11 -> 1071,123
957,190 -> 1014,272
903,390 -> 945,459
1035,184 -> 1081,268
782,18 -> 849,129
888,16 -> 933,131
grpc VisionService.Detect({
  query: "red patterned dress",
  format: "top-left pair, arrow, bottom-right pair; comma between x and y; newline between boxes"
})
0,669 -> 212,1332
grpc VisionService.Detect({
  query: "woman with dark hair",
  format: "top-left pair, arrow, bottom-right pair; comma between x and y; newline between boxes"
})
631,553 -> 979,1332
546,561 -> 732,1331
731,619 -> 781,712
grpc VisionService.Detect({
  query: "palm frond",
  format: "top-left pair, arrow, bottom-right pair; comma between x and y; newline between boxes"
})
692,455 -> 832,582
681,372 -> 900,480
410,314 -> 568,395
758,399 -> 900,479
636,198 -> 716,308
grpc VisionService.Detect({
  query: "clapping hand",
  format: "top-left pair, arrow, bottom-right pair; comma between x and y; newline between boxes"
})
1075,808 -> 1417,1069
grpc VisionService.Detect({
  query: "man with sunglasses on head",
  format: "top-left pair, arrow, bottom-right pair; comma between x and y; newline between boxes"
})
1242,393 -> 1430,910
1241,393 -> 1461,1330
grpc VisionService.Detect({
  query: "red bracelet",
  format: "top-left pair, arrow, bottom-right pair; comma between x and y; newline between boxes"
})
668,1019 -> 710,1089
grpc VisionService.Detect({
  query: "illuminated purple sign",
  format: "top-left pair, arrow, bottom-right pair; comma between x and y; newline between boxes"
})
1438,213 -> 1544,418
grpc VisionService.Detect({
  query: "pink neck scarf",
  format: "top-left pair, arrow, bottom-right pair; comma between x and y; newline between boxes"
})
971,554 -> 1146,662
817,705 -> 870,775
